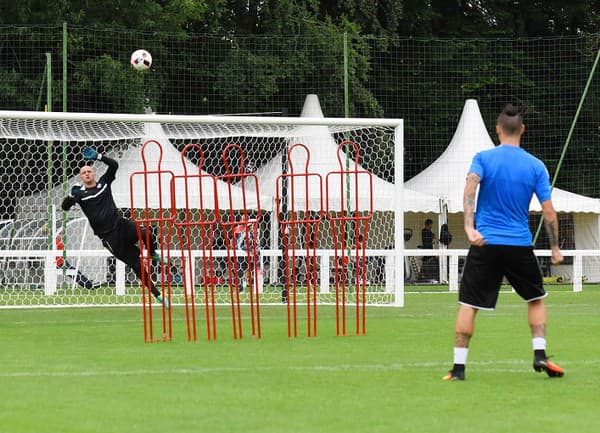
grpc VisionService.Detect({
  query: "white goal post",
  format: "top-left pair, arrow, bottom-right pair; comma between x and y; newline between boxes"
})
0,104 -> 406,308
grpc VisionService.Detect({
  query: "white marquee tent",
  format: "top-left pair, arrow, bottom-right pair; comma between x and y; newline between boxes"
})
243,94 -> 439,214
405,99 -> 600,281
406,99 -> 600,214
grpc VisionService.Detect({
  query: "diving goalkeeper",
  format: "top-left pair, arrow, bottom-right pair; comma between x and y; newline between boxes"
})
61,146 -> 169,308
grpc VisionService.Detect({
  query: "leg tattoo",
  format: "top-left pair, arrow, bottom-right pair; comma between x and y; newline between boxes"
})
530,323 -> 546,338
455,332 -> 471,348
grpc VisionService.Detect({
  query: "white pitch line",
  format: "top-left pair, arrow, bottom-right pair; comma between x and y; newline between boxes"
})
1,359 -> 596,378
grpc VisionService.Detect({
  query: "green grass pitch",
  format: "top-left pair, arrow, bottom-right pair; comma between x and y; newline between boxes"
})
1,288 -> 600,433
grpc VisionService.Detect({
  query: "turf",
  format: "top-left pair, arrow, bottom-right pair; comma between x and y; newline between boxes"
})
1,289 -> 600,433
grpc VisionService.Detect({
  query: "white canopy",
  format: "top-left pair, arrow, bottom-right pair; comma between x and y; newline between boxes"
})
244,94 -> 439,213
405,99 -> 600,214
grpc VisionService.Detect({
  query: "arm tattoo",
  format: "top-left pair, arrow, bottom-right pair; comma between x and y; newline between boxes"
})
544,218 -> 559,247
464,209 -> 475,230
463,173 -> 480,229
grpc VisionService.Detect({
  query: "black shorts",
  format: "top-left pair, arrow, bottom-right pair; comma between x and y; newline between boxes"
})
459,245 -> 547,310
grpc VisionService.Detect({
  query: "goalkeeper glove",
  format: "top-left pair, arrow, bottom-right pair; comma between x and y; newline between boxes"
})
70,183 -> 82,198
83,146 -> 99,160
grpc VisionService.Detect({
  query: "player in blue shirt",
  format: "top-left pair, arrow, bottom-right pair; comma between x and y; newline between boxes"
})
444,104 -> 564,381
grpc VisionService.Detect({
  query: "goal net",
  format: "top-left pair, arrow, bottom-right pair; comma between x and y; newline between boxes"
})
0,96 -> 404,308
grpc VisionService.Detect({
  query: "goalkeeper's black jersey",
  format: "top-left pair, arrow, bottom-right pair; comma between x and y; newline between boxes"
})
62,156 -> 121,237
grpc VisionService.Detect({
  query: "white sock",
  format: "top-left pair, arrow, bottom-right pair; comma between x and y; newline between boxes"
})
453,347 -> 468,365
532,337 -> 546,351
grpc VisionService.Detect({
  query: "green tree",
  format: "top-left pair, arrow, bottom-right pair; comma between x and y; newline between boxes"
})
216,0 -> 383,116
319,0 -> 403,37
484,0 -> 600,36
0,0 -> 223,33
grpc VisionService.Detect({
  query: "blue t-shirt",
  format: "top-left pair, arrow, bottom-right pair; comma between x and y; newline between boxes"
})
469,144 -> 552,246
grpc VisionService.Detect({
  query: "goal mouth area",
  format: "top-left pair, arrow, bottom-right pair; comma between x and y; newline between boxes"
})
0,110 -> 405,308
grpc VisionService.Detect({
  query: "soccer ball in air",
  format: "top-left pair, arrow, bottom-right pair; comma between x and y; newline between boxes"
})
130,49 -> 152,71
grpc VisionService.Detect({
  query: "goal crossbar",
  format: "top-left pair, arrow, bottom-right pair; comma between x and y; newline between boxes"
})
0,110 -> 403,128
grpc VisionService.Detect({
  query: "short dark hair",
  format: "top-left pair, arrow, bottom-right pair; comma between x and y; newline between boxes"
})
497,103 -> 523,136
424,218 -> 433,226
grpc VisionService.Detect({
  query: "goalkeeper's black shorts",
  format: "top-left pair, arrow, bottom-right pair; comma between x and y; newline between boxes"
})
459,245 -> 546,310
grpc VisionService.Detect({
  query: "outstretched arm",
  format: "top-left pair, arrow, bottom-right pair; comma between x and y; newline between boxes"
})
84,146 -> 118,181
98,154 -> 118,180
541,199 -> 564,264
463,172 -> 486,246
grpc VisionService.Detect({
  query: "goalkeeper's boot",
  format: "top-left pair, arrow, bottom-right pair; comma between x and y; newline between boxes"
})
150,252 -> 169,266
442,367 -> 465,381
533,357 -> 564,378
155,294 -> 170,310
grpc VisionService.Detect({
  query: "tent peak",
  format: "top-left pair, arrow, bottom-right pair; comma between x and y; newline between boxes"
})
300,94 -> 325,118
